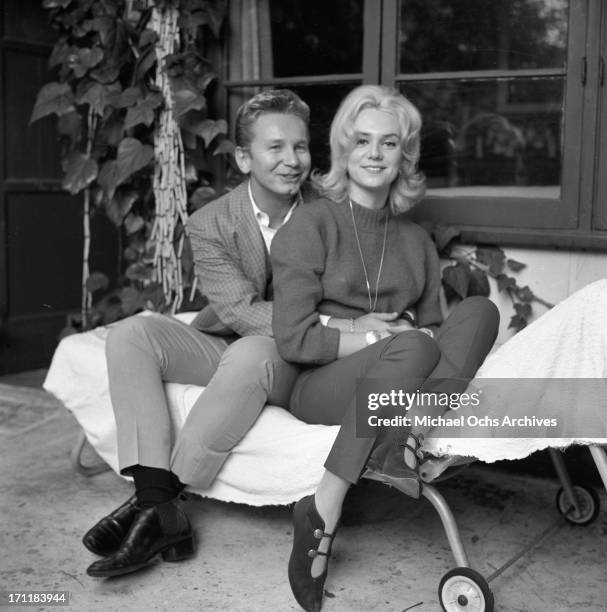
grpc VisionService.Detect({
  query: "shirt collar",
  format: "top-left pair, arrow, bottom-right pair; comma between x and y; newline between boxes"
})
248,180 -> 301,226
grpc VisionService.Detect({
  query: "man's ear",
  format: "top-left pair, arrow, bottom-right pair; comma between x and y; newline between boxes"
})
234,147 -> 251,174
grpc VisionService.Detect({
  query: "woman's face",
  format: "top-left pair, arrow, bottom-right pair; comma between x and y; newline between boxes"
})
346,108 -> 402,206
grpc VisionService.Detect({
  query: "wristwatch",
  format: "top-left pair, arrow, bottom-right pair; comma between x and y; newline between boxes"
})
365,330 -> 382,346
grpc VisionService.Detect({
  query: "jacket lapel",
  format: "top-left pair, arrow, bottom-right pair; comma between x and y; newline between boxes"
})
233,181 -> 268,291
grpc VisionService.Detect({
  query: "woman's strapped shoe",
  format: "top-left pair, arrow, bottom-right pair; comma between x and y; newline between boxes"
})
402,432 -> 425,472
86,498 -> 195,578
363,435 -> 422,499
82,494 -> 140,556
288,495 -> 337,612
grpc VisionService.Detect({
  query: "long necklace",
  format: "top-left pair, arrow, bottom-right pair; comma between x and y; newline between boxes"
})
349,199 -> 389,313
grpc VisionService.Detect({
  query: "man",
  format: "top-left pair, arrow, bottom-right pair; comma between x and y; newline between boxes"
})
83,89 -> 312,577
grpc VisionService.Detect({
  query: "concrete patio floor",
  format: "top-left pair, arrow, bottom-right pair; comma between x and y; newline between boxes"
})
1,374 -> 607,611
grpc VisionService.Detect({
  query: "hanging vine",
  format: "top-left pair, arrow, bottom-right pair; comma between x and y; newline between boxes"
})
148,4 -> 188,312
31,0 -> 231,331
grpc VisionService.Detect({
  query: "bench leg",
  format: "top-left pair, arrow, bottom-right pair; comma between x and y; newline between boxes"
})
70,430 -> 111,477
589,446 -> 607,493
548,448 -> 582,516
422,484 -> 470,568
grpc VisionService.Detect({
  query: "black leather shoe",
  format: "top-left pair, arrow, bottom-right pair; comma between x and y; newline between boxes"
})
288,495 -> 337,612
86,499 -> 195,577
82,495 -> 140,556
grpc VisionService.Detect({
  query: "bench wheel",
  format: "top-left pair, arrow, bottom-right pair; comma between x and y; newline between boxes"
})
439,567 -> 494,612
556,484 -> 600,525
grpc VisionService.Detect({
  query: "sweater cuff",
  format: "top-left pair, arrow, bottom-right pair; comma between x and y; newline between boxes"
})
318,325 -> 341,364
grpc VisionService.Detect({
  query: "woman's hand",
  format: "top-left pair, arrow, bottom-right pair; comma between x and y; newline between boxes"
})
354,312 -> 401,331
386,318 -> 417,334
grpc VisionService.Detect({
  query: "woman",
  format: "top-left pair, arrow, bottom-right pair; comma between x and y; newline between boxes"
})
270,85 -> 499,611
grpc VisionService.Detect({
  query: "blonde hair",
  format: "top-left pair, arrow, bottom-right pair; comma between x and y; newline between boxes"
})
313,85 -> 426,214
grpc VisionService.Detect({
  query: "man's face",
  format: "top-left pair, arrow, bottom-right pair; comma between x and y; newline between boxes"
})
236,113 -> 311,202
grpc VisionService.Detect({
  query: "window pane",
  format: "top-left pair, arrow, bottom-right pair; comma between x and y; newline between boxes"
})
400,78 -> 563,197
398,0 -> 569,73
270,0 -> 364,77
228,84 -> 357,171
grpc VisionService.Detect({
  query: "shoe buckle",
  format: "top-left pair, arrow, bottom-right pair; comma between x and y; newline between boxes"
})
308,549 -> 318,558
313,529 -> 324,539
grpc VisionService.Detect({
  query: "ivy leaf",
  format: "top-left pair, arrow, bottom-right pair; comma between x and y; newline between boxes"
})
85,271 -> 109,293
126,261 -> 153,282
123,238 -> 145,262
49,38 -> 70,68
514,302 -> 532,318
91,16 -> 114,46
442,262 -> 470,301
213,138 -> 235,156
507,258 -> 527,272
57,110 -> 82,145
90,62 -> 121,83
61,152 -> 98,194
189,185 -> 217,210
77,81 -> 121,115
119,286 -> 145,315
139,28 -> 158,48
468,267 -> 490,297
180,115 -> 227,146
433,224 -> 461,253
104,190 -> 138,226
98,112 -> 123,147
517,285 -> 534,302
173,89 -> 206,118
508,314 -> 528,332
124,213 -> 145,235
496,273 -> 517,293
200,119 -> 228,147
30,82 -> 75,123
72,19 -> 94,39
142,283 -> 166,311
100,16 -> 129,68
476,245 -> 506,276
67,47 -> 104,78
123,93 -> 163,130
115,137 -> 154,184
124,103 -> 154,130
135,47 -> 157,81
97,160 -> 120,199
116,87 -> 141,108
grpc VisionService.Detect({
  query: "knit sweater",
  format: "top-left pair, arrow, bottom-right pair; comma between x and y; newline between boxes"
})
271,197 -> 443,365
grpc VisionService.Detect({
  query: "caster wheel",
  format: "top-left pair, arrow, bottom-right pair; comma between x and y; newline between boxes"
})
439,567 -> 494,612
556,484 -> 600,525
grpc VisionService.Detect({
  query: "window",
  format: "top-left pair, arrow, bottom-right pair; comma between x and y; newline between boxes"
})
222,0 -> 607,248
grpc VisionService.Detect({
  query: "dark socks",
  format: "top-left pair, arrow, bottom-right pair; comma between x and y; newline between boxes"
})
129,466 -> 184,508
129,466 -> 187,534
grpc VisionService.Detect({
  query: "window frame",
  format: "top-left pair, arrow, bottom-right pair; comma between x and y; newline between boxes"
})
381,0 -> 607,250
219,0 -> 607,250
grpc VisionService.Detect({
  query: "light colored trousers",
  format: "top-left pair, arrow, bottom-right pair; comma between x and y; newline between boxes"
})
105,314 -> 299,488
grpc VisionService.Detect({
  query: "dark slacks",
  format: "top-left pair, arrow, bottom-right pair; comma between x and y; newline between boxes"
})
289,297 -> 499,483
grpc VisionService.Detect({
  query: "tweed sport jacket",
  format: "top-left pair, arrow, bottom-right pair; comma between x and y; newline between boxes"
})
187,180 -> 313,338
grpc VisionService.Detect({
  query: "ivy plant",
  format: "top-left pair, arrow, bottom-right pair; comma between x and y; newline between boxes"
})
426,224 -> 554,332
31,0 -> 232,333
